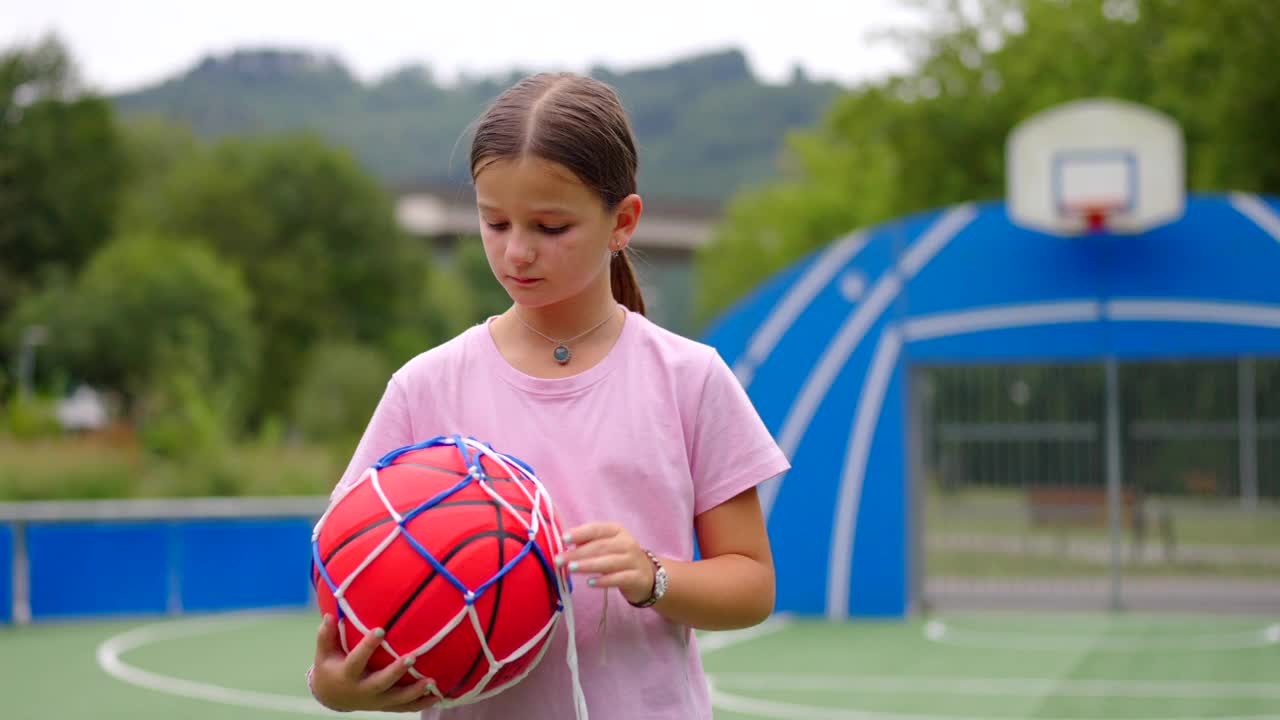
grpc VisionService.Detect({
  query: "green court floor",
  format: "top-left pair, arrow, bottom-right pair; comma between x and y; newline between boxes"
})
2,610 -> 1277,719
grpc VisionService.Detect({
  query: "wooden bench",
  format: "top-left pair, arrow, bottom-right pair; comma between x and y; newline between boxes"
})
1025,485 -> 1175,560
1026,486 -> 1143,529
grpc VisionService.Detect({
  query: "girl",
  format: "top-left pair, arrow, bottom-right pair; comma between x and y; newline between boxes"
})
307,72 -> 789,719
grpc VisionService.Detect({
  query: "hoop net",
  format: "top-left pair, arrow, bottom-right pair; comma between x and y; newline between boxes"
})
1065,201 -> 1124,234
311,435 -> 588,717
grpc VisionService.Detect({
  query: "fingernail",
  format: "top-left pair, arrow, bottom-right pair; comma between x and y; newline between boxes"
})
373,628 -> 386,638
554,556 -> 564,568
587,578 -> 597,587
402,656 -> 415,666
568,561 -> 579,572
562,532 -> 573,544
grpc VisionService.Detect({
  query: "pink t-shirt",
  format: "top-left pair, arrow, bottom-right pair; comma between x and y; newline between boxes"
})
332,306 -> 790,720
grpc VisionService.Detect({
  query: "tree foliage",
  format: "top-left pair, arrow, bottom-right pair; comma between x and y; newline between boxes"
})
0,36 -> 125,331
137,133 -> 429,421
695,0 -> 1280,324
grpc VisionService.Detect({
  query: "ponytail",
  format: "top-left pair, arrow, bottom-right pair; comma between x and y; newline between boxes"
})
610,250 -> 646,315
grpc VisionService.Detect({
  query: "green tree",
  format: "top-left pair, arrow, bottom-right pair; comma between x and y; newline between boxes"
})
695,0 -> 1280,324
139,133 -> 428,423
292,341 -> 392,451
115,115 -> 205,232
6,232 -> 258,456
0,35 -> 125,338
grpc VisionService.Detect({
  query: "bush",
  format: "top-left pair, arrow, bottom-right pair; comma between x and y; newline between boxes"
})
0,437 -> 141,500
292,341 -> 391,453
2,394 -> 62,440
0,435 -> 342,501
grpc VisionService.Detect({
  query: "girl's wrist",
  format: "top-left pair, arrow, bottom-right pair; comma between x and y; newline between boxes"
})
306,664 -> 351,713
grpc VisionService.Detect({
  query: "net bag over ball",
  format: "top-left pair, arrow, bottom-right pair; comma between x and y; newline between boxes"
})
311,435 -> 588,715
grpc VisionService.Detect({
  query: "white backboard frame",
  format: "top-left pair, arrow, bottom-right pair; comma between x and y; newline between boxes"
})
1007,99 -> 1185,236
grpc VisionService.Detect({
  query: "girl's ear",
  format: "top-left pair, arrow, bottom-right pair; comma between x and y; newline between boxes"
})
610,194 -> 643,250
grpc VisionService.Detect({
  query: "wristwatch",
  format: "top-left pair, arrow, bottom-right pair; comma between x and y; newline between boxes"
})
630,549 -> 668,608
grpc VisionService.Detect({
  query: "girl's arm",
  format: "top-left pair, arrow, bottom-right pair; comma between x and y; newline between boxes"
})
655,486 -> 775,629
558,486 -> 774,631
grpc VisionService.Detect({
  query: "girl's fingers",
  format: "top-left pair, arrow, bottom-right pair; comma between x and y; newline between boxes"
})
585,569 -> 645,590
383,677 -> 437,707
363,654 -> 414,693
561,553 -> 634,576
557,531 -> 638,568
314,615 -> 342,658
342,627 -> 386,677
383,695 -> 441,713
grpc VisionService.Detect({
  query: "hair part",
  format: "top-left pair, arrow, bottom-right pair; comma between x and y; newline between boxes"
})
470,73 -> 646,315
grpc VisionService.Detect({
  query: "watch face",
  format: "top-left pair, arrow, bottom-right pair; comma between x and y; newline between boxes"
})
654,567 -> 668,597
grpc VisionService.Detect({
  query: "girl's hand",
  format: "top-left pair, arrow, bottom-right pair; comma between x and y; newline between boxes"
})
310,614 -> 440,713
555,522 -> 656,605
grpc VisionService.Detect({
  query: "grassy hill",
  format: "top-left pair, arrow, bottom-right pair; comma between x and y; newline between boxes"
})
112,48 -> 840,204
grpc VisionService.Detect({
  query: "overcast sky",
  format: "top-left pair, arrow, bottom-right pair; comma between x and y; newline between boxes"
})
1,0 -> 924,93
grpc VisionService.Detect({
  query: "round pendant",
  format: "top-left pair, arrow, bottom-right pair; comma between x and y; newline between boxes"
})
553,345 -> 571,364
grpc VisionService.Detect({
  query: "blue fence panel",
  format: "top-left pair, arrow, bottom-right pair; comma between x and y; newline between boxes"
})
178,518 -> 315,612
28,522 -> 169,618
0,524 -> 12,623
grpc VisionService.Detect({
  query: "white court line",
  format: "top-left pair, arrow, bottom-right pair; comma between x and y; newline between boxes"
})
709,687 -> 1280,720
94,611 -> 793,716
95,612 -> 1280,720
711,672 -> 1280,700
922,619 -> 1280,653
96,613 -> 381,718
699,613 -> 793,653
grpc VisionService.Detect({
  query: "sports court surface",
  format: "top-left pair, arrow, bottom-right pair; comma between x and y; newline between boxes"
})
3,609 -> 1277,719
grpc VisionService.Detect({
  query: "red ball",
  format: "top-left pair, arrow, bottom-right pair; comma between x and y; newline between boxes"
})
312,437 -> 568,702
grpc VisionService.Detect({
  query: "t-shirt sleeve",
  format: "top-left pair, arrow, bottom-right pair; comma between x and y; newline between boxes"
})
689,349 -> 791,516
331,374 -> 415,502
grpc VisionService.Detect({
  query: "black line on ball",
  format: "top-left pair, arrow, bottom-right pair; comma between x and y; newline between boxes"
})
447,499 -> 509,696
320,499 -> 532,566
382,528 -> 529,633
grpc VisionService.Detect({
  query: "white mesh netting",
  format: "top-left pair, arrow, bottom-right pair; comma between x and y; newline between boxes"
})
311,435 -> 588,717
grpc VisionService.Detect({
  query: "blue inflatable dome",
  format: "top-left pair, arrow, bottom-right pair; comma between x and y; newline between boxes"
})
703,193 -> 1280,619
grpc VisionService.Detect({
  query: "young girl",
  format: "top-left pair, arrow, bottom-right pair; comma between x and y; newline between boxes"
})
307,72 -> 790,719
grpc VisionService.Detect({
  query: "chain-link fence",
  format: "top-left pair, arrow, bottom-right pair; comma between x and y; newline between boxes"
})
916,358 -> 1280,613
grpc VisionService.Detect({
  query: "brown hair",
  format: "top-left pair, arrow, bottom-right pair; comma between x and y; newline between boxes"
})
470,73 -> 646,315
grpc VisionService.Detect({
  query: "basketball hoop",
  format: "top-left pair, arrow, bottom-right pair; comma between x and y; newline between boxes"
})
1075,203 -> 1116,234
1070,203 -> 1122,234
1006,99 -> 1186,237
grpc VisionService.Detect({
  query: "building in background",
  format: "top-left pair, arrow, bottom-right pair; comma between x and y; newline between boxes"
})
394,182 -> 719,335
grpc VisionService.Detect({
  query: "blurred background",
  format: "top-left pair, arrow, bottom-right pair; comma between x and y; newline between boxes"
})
1,1 -> 1278,718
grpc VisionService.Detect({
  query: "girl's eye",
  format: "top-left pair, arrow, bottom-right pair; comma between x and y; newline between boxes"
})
540,225 -> 570,235
485,221 -> 510,231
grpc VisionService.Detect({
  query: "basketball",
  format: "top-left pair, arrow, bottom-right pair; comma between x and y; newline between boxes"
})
311,435 -> 571,704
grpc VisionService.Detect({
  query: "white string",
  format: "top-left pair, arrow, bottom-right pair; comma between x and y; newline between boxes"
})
560,583 -> 591,718
314,436 -> 588,719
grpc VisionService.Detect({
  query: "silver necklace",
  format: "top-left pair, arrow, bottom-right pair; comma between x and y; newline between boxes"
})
514,308 -> 615,365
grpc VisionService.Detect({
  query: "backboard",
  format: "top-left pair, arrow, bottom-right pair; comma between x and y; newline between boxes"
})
1006,99 -> 1185,236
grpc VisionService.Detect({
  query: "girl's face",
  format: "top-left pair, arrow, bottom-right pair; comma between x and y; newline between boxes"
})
475,156 -> 635,310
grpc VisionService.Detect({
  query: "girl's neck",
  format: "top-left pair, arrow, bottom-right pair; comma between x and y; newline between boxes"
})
493,292 -> 625,380
509,292 -> 619,342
